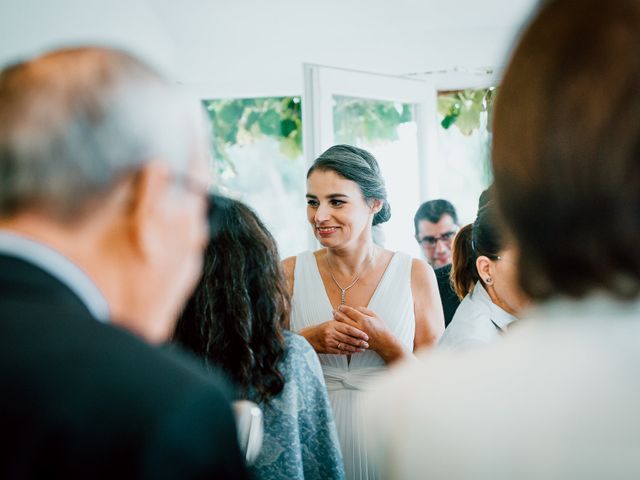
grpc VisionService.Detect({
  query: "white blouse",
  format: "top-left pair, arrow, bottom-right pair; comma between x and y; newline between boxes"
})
438,281 -> 517,350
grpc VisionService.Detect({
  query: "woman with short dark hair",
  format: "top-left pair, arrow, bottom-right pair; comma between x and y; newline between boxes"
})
174,196 -> 344,480
282,144 -> 444,479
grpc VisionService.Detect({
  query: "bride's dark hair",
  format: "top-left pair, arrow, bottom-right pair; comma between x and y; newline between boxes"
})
308,144 -> 391,226
173,195 -> 287,403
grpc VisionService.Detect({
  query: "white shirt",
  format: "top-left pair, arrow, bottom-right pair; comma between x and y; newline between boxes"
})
366,295 -> 640,479
0,230 -> 109,322
438,281 -> 517,350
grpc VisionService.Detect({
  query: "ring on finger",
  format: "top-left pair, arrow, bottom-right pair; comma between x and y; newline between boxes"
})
337,342 -> 342,350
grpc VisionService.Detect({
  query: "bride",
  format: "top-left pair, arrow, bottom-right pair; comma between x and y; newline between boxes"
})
283,144 -> 445,480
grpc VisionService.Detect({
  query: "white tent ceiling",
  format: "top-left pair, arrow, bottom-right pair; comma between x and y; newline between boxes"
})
0,0 -> 540,96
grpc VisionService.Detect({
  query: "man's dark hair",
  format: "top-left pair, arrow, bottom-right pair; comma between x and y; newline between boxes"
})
413,199 -> 458,234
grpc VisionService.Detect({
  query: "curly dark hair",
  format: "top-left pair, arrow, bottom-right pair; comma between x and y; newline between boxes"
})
173,195 -> 287,403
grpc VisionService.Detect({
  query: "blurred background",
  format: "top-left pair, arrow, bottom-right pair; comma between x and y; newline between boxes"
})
0,0 -> 539,258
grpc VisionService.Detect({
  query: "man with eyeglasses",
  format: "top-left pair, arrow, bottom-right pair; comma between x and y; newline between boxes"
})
0,47 -> 248,478
414,199 -> 460,326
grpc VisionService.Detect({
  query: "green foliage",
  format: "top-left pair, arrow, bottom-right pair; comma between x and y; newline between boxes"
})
203,95 -> 415,175
203,97 -> 303,175
333,96 -> 413,145
437,87 -> 497,136
204,90 -> 495,175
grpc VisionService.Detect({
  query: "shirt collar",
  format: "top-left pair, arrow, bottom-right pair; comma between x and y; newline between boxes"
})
472,281 -> 518,331
0,230 -> 110,322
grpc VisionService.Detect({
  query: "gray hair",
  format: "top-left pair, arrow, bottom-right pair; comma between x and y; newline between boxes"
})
307,144 -> 391,226
0,46 -> 208,220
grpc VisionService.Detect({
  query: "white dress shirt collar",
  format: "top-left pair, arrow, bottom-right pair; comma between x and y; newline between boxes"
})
472,281 -> 518,331
0,230 -> 110,322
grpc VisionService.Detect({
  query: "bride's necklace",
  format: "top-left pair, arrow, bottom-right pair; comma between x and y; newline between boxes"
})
325,249 -> 376,305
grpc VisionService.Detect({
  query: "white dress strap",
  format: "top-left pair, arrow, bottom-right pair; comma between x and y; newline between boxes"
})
290,250 -> 417,480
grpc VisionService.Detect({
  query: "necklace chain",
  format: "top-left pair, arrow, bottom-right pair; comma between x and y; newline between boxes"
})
325,250 -> 375,305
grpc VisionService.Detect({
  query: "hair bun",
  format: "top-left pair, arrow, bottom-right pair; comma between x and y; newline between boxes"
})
373,201 -> 391,226
309,144 -> 391,226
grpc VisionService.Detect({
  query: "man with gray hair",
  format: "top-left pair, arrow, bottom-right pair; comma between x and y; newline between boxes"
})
0,47 -> 248,478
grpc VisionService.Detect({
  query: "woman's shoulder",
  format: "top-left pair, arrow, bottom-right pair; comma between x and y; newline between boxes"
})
386,250 -> 431,273
281,255 -> 297,280
406,256 -> 437,292
373,249 -> 411,274
283,329 -> 309,348
457,286 -> 492,315
452,298 -> 484,322
282,251 -> 315,295
447,289 -> 494,332
409,256 -> 434,275
439,293 -> 495,348
281,330 -> 324,377
283,330 -> 318,357
282,250 -> 316,271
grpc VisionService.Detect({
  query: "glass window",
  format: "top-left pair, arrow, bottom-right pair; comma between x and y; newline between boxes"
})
333,95 -> 421,257
201,88 -> 494,259
435,88 -> 495,224
202,97 -> 307,259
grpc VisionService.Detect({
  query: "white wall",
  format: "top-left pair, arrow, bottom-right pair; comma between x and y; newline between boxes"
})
154,0 -> 539,96
0,0 -> 539,96
0,0 -> 178,76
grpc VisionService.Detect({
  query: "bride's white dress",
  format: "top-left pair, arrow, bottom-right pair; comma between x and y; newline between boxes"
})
290,251 -> 415,480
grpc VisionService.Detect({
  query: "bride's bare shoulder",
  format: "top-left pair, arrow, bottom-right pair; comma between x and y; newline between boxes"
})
281,256 -> 297,278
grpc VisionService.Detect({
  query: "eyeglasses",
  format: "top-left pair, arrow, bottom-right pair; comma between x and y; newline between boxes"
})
417,231 -> 457,248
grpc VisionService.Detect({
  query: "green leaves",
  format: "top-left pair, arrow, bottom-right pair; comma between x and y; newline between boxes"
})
258,109 -> 281,136
204,89 -> 496,172
280,118 -> 297,137
437,87 -> 497,136
204,94 -> 419,177
333,96 -> 413,145
203,96 -> 304,176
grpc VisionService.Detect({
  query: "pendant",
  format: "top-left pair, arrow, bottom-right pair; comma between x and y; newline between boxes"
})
340,289 -> 346,305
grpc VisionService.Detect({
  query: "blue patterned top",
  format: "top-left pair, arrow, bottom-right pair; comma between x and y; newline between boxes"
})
250,331 -> 345,480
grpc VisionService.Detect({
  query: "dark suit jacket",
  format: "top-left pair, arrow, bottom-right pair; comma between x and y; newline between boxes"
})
0,254 -> 249,479
435,263 -> 461,328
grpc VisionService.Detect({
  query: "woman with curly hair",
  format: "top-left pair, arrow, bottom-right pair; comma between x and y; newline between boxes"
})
173,195 -> 344,480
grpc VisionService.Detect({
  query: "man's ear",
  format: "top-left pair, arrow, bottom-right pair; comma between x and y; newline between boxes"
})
475,255 -> 494,284
127,161 -> 171,261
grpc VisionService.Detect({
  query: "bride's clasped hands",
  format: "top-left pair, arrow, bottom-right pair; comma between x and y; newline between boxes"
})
333,305 -> 407,363
299,318 -> 369,355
